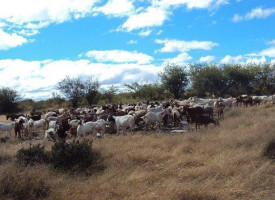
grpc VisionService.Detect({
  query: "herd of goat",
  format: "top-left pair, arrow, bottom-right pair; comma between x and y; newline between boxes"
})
0,95 -> 274,140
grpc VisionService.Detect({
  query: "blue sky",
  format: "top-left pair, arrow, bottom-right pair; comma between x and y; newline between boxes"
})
0,0 -> 274,99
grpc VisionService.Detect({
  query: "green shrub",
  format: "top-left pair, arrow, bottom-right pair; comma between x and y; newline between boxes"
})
50,139 -> 101,172
0,87 -> 21,114
15,140 -> 103,173
16,144 -> 49,166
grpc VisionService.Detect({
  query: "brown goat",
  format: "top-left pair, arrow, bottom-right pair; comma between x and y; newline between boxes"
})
216,106 -> 224,120
195,115 -> 219,130
68,125 -> 78,138
14,119 -> 24,138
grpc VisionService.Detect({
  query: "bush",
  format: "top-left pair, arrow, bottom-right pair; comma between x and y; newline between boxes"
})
0,165 -> 50,200
263,139 -> 275,160
0,136 -> 9,143
50,139 -> 101,172
15,140 -> 103,173
0,87 -> 21,114
16,144 -> 49,166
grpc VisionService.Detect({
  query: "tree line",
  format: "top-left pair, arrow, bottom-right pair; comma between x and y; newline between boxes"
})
0,63 -> 274,112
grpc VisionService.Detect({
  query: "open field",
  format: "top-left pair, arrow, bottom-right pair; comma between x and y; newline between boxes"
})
0,105 -> 274,200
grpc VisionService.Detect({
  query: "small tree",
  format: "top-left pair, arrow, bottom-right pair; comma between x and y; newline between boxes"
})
159,63 -> 188,99
57,76 -> 100,107
252,63 -> 275,95
101,85 -> 118,103
124,82 -> 142,99
57,76 -> 85,107
0,87 -> 21,113
84,77 -> 100,105
189,64 -> 225,97
125,82 -> 164,101
51,92 -> 66,106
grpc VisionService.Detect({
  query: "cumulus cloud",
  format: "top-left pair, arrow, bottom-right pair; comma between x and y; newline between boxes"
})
220,55 -> 243,64
232,7 -> 275,22
0,0 -> 99,44
94,0 -> 135,17
220,54 -> 268,64
154,0 -> 228,10
258,47 -> 275,58
247,47 -> 275,58
199,55 -> 215,63
245,56 -> 267,64
0,29 -> 27,50
156,39 -> 218,66
121,6 -> 169,32
247,40 -> 275,58
0,59 -> 162,100
163,52 -> 192,66
221,40 -> 275,64
155,39 -> 218,53
0,0 -> 99,25
119,0 -> 228,33
85,50 -> 153,64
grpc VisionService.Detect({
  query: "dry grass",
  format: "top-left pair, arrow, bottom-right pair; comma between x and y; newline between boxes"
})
0,106 -> 275,200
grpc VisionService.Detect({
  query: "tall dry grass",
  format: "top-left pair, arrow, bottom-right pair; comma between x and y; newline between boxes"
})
0,106 -> 274,200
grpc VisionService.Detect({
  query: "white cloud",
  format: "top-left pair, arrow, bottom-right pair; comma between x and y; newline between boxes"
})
138,29 -> 152,37
119,0 -> 228,33
232,7 -> 275,22
0,22 -> 6,28
0,59 -> 162,100
245,56 -> 266,64
199,55 -> 215,63
85,50 -> 153,64
0,0 -> 99,25
17,29 -> 39,37
121,6 -> 169,32
247,41 -> 275,58
221,40 -> 275,64
232,14 -> 242,22
154,0 -> 228,10
258,47 -> 275,58
0,29 -> 27,50
94,0 -> 135,17
163,52 -> 192,66
267,39 -> 275,45
156,30 -> 163,35
0,0 -> 99,43
220,55 -> 243,64
155,39 -> 218,53
127,40 -> 137,44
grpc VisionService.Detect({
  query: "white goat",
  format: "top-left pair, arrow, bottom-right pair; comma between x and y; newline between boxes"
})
58,108 -> 65,114
27,119 -> 34,133
108,115 -> 135,135
34,119 -> 47,132
77,119 -> 108,137
48,121 -> 57,129
147,105 -> 163,113
69,119 -> 80,127
143,110 -> 170,129
45,112 -> 56,120
45,128 -> 57,141
0,122 -> 15,135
